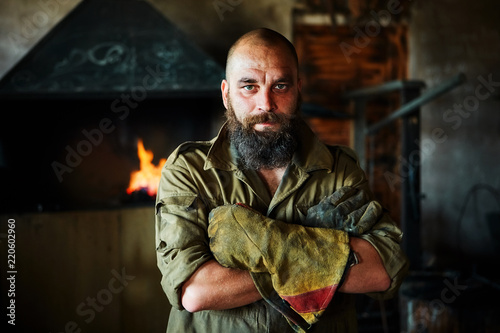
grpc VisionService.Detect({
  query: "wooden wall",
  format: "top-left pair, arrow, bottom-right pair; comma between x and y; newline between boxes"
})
294,19 -> 408,223
1,207 -> 170,333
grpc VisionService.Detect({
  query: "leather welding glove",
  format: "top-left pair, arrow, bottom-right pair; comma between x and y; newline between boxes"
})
208,203 -> 350,328
303,186 -> 383,236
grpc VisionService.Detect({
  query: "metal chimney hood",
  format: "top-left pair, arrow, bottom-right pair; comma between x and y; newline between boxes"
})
0,0 -> 224,99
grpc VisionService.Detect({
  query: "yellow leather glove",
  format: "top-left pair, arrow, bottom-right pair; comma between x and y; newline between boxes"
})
208,203 -> 350,329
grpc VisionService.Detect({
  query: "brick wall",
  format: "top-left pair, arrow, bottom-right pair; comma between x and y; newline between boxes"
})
294,20 -> 408,223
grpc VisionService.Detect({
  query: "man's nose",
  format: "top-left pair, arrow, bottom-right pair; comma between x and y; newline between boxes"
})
257,88 -> 276,112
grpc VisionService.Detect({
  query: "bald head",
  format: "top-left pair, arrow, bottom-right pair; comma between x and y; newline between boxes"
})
225,28 -> 299,79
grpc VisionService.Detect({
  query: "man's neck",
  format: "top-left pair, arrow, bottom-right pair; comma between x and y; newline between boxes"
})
257,167 -> 287,196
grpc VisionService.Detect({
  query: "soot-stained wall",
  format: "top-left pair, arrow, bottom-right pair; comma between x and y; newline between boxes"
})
409,0 -> 500,268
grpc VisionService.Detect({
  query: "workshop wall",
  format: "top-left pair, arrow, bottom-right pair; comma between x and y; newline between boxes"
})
409,0 -> 500,268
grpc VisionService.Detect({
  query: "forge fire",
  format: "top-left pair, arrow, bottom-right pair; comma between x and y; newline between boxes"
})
126,139 -> 166,197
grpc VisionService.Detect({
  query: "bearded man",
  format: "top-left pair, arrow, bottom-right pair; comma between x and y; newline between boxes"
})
155,28 -> 409,333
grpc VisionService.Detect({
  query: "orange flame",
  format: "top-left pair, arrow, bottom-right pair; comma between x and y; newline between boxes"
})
126,139 -> 166,196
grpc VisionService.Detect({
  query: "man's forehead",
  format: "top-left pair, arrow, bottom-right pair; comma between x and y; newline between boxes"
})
227,42 -> 297,78
233,65 -> 295,78
228,55 -> 297,81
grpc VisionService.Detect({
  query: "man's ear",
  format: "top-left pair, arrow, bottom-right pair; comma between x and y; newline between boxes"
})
221,79 -> 229,109
297,77 -> 302,93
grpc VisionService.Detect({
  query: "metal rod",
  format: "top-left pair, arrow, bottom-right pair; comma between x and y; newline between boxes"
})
473,272 -> 500,291
366,73 -> 467,134
343,80 -> 425,100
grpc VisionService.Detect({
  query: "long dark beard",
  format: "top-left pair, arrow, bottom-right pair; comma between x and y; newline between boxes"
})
225,96 -> 301,170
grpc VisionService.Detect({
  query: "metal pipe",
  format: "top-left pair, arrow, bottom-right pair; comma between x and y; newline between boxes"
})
343,80 -> 425,100
366,73 -> 467,134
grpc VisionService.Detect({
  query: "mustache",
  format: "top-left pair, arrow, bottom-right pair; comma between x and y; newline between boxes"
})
242,112 -> 296,129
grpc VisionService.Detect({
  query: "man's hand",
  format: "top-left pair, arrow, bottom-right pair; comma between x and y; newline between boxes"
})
303,186 -> 383,235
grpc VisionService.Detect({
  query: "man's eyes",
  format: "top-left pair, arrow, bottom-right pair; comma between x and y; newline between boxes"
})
240,84 -> 289,91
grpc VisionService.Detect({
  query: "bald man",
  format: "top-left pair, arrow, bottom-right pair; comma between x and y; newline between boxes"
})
155,28 -> 408,333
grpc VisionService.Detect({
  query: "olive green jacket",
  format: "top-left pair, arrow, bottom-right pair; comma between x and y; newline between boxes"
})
155,120 -> 409,332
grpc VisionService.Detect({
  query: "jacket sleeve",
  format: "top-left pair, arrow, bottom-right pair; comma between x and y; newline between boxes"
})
334,146 -> 410,300
155,152 -> 212,310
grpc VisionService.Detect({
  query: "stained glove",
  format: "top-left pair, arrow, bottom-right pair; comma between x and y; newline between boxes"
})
303,186 -> 383,235
208,203 -> 350,329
